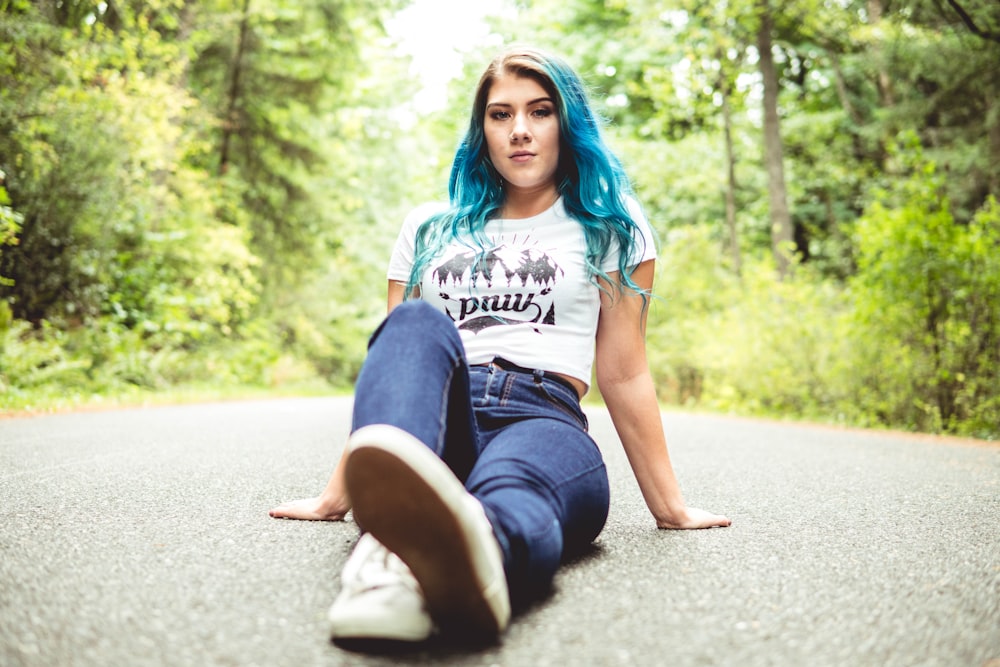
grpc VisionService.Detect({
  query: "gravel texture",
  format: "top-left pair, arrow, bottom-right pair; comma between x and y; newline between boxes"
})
2,397 -> 998,667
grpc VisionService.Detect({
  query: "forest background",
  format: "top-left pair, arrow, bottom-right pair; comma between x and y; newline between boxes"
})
1,0 -> 998,439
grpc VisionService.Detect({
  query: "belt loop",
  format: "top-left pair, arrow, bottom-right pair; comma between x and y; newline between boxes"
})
532,368 -> 544,384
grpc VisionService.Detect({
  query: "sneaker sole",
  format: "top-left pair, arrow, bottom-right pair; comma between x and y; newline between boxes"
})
345,425 -> 510,637
329,613 -> 432,643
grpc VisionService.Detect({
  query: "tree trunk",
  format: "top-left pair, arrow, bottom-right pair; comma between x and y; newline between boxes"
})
220,0 -> 252,176
867,0 -> 895,108
719,58 -> 741,276
989,85 -> 1000,196
757,0 -> 794,278
830,53 -> 861,126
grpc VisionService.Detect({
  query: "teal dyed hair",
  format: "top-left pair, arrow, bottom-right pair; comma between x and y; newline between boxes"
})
406,46 -> 651,301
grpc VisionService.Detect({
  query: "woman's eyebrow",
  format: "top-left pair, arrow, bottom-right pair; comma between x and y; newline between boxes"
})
486,97 -> 554,109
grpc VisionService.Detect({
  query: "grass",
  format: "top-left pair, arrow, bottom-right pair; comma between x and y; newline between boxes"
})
0,378 -> 346,419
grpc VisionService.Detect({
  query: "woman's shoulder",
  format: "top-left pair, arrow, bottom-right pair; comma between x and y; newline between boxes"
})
622,194 -> 646,224
403,201 -> 450,226
396,201 -> 450,240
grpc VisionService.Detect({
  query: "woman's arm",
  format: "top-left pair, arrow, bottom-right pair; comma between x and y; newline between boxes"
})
269,280 -> 409,520
595,260 -> 730,529
387,280 -> 406,311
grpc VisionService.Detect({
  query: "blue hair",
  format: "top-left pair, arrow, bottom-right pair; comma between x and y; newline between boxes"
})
406,46 -> 650,302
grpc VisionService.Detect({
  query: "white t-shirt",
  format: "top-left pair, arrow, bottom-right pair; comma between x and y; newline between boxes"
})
386,197 -> 657,392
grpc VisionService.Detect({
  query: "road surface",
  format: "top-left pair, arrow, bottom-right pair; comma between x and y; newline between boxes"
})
1,397 -> 998,666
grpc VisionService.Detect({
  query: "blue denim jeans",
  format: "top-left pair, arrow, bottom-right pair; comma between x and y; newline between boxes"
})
352,301 -> 610,598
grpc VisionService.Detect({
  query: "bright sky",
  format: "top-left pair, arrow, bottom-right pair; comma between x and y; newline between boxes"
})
384,0 -> 514,110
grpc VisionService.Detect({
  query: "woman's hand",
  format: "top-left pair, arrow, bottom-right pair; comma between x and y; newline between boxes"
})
656,506 -> 731,530
269,496 -> 349,521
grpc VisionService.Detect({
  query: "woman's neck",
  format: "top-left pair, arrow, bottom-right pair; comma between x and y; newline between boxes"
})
500,185 -> 559,220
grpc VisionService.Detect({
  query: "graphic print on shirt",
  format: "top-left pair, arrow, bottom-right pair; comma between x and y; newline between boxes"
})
433,235 -> 564,334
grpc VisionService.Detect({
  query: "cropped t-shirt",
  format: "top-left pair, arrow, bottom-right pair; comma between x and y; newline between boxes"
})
386,197 -> 657,393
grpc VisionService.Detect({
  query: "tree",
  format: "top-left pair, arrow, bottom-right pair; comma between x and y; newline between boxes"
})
850,0 -> 1000,219
756,0 -> 794,277
0,1 -> 136,323
185,0 -> 388,290
850,142 -> 1000,436
942,0 -> 1000,43
0,0 -> 412,391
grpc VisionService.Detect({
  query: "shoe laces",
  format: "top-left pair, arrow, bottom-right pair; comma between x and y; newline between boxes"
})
344,534 -> 420,593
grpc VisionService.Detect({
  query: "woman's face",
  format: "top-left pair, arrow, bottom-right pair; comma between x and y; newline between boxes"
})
484,74 -> 560,196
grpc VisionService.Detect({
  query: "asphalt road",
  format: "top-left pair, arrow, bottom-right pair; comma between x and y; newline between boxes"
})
1,397 -> 998,667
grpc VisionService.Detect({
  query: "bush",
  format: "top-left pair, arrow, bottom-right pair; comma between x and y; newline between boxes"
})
696,260 -> 853,420
646,225 -> 738,405
643,144 -> 999,440
646,225 -> 852,421
847,156 -> 1000,438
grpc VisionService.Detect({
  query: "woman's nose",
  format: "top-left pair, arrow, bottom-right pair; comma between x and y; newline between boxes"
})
510,114 -> 531,142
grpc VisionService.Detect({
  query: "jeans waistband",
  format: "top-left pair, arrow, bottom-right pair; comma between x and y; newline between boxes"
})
475,356 -> 580,399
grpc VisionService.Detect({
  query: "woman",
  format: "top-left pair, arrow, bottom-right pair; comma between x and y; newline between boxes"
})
270,46 -> 730,643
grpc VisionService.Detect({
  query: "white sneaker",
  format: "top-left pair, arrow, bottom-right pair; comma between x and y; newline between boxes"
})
328,532 -> 434,642
345,424 -> 511,638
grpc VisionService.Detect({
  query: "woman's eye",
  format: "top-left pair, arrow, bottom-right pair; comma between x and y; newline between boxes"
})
532,108 -> 553,118
490,111 -> 511,120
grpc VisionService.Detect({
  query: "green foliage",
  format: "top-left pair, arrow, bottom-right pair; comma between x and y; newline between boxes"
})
0,170 -> 21,287
641,139 -> 999,439
613,128 -> 768,258
699,263 -> 852,419
184,0 -> 402,289
0,0 -> 414,412
646,226 -> 853,420
847,146 -> 1000,437
0,320 -> 91,398
0,312 -> 305,412
645,225 -> 740,405
871,1 -> 1000,220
